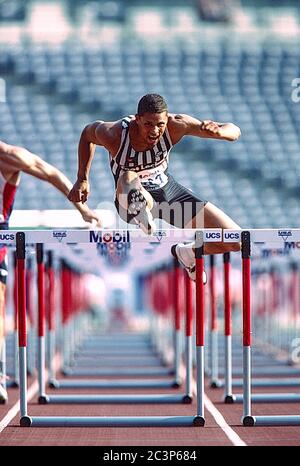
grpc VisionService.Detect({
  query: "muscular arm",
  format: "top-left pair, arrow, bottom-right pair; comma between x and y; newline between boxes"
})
77,121 -> 105,182
68,120 -> 119,203
0,143 -> 101,225
169,114 -> 241,143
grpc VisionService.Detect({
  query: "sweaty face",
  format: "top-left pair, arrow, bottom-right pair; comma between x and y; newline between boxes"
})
136,112 -> 168,147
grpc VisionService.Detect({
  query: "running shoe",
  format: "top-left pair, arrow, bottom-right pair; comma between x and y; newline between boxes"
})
171,243 -> 207,283
127,189 -> 156,235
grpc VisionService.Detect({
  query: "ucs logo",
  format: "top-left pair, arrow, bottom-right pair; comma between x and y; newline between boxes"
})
224,232 -> 240,240
0,233 -> 15,241
205,232 -> 221,240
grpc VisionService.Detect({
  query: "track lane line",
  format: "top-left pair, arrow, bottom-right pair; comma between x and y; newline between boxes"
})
0,353 -> 61,433
0,379 -> 38,433
190,378 -> 247,446
203,392 -> 247,446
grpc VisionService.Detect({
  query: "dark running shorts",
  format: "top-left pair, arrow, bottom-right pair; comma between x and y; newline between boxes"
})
115,174 -> 207,228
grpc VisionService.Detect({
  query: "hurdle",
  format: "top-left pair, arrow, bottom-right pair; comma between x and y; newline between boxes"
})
223,229 -> 300,425
40,248 -> 192,404
208,245 -> 300,402
49,260 -> 182,389
8,228 -> 222,427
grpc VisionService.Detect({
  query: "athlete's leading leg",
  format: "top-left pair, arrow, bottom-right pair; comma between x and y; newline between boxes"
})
172,202 -> 241,281
191,201 -> 241,255
116,171 -> 156,234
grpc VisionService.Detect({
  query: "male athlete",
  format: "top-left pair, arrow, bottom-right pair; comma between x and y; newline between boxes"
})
0,140 -> 101,402
68,94 -> 241,280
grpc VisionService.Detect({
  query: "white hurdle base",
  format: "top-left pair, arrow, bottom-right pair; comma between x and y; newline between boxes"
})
39,394 -> 192,404
243,415 -> 300,426
49,378 -> 180,389
62,367 -> 173,377
218,378 -> 300,388
21,415 -> 205,427
227,393 -> 300,403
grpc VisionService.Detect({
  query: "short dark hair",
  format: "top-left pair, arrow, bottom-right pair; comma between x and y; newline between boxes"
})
137,94 -> 168,116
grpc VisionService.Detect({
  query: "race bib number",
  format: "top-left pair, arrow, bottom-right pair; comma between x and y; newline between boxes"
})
139,167 -> 168,189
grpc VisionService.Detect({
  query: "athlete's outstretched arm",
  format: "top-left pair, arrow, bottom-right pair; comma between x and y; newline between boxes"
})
170,114 -> 241,142
0,143 -> 102,226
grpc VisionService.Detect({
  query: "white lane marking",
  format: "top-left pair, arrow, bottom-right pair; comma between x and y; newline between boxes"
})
191,380 -> 247,446
0,353 -> 61,433
0,380 -> 38,433
203,392 -> 247,446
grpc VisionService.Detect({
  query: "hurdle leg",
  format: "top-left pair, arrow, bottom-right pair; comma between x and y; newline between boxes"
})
11,253 -> 20,387
241,231 -> 253,425
0,337 -> 7,402
37,244 -> 47,403
209,255 -> 222,388
173,257 -> 182,387
223,252 -> 234,402
16,232 -> 31,425
184,270 -> 193,402
193,231 -> 205,426
46,251 -> 56,382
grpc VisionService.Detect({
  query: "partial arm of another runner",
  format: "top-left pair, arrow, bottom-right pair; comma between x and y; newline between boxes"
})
0,143 -> 102,226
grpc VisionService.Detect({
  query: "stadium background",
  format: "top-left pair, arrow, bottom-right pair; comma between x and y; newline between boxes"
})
1,0 -> 300,230
0,1 -> 300,447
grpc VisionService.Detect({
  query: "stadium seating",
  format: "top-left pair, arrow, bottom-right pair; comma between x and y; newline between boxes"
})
0,41 -> 299,227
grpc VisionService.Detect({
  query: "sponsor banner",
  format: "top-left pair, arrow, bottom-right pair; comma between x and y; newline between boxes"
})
223,229 -> 300,243
14,229 -> 219,244
3,229 -> 300,245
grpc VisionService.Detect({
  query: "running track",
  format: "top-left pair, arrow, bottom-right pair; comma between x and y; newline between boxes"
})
1,370 -> 300,446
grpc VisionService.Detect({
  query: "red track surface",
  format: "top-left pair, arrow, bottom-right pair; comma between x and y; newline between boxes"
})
1,371 -> 300,446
